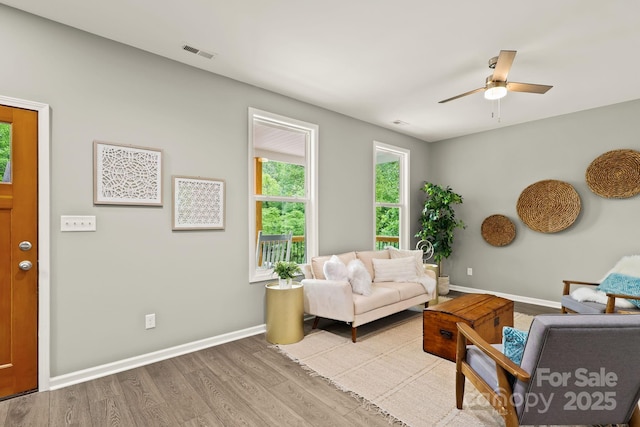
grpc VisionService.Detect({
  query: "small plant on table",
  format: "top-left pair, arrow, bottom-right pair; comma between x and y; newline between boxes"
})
273,261 -> 302,288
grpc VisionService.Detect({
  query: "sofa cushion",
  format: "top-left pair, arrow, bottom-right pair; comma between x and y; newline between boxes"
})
387,247 -> 425,277
356,250 -> 389,280
311,252 -> 356,280
375,281 -> 426,300
371,257 -> 416,283
353,285 -> 400,314
466,344 -> 505,393
560,295 -> 607,314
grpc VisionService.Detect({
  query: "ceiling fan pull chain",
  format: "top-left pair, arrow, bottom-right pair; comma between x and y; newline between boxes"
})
490,99 -> 502,122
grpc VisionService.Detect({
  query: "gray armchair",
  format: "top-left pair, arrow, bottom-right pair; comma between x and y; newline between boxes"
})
456,314 -> 640,427
561,255 -> 640,314
561,280 -> 640,314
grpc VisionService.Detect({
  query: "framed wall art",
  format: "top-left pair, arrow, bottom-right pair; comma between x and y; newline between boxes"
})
172,176 -> 225,230
93,141 -> 163,206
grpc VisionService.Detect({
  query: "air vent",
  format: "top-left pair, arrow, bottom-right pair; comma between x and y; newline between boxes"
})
182,44 -> 216,59
197,51 -> 214,59
182,44 -> 199,54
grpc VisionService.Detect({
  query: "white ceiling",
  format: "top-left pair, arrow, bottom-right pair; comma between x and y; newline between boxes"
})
5,1 -> 640,142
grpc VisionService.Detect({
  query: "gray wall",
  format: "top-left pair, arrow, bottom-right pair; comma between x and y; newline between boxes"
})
0,5 -> 431,376
431,99 -> 640,301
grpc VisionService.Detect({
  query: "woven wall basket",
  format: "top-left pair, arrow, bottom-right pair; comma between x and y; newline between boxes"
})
481,214 -> 516,246
585,148 -> 640,198
516,179 -> 581,233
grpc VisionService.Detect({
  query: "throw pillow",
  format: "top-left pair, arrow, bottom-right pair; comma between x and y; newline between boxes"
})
371,257 -> 416,283
348,259 -> 372,296
502,326 -> 528,365
596,273 -> 640,308
387,247 -> 426,277
323,255 -> 349,281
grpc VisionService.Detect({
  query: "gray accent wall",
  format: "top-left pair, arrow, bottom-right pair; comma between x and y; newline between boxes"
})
431,99 -> 640,301
0,5 -> 431,376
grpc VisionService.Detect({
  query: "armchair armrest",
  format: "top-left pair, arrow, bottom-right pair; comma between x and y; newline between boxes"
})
605,293 -> 640,313
301,279 -> 354,322
300,263 -> 313,279
456,322 -> 530,383
562,279 -> 599,296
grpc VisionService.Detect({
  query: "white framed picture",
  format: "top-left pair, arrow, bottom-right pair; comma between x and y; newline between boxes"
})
93,141 -> 163,206
172,176 -> 225,230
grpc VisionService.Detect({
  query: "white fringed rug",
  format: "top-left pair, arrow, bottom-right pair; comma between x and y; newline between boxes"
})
275,308 -> 536,427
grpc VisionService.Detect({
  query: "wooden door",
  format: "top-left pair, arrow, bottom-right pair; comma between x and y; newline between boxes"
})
0,105 -> 38,399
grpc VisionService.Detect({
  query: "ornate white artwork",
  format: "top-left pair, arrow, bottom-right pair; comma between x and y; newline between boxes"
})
94,141 -> 163,206
172,176 -> 225,230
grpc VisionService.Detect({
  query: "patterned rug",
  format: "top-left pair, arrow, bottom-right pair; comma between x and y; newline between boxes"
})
275,305 -> 535,426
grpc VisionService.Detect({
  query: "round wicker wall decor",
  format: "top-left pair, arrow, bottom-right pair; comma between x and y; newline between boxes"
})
516,179 -> 581,233
481,214 -> 516,246
586,149 -> 640,198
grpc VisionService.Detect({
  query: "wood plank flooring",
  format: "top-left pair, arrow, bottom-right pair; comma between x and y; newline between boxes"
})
0,295 -> 557,426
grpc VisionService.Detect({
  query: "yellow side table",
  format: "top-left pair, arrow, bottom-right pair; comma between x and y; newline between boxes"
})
265,282 -> 304,344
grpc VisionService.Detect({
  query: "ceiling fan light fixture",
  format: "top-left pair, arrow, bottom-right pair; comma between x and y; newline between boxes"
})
484,81 -> 507,100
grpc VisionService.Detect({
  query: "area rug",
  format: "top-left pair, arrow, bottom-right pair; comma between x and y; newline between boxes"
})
275,307 -> 535,427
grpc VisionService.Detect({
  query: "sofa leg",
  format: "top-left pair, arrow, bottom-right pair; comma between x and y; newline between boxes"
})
425,302 -> 429,308
351,327 -> 357,343
312,316 -> 320,329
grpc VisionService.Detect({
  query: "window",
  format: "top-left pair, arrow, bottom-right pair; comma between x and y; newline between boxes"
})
374,141 -> 409,250
0,122 -> 10,183
249,108 -> 318,282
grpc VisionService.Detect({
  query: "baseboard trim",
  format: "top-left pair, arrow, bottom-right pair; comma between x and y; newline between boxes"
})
49,324 -> 266,391
449,284 -> 562,309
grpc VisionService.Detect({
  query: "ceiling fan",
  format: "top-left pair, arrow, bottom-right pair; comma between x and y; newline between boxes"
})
438,50 -> 553,104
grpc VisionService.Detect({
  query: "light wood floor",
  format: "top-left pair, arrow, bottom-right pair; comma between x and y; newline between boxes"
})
0,295 -> 558,427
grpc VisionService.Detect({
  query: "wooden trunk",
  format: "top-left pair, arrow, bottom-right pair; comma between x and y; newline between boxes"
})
423,294 -> 514,361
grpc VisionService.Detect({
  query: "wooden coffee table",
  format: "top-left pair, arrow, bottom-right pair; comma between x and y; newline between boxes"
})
423,294 -> 514,361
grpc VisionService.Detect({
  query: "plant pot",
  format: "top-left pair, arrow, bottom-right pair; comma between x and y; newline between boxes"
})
278,278 -> 292,289
438,276 -> 450,296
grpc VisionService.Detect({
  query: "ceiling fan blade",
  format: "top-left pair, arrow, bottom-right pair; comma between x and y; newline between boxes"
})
491,50 -> 516,82
438,87 -> 485,103
507,82 -> 553,94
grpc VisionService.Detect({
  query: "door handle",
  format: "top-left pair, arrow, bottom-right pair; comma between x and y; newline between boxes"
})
19,260 -> 32,271
19,241 -> 32,251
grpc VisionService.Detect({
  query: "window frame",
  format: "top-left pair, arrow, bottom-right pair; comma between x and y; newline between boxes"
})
373,141 -> 410,249
248,108 -> 318,283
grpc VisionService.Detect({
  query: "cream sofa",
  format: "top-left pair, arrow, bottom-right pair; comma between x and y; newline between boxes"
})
301,249 -> 437,342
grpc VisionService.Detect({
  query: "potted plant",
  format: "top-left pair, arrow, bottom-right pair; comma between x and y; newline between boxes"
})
273,261 -> 302,288
415,182 -> 465,294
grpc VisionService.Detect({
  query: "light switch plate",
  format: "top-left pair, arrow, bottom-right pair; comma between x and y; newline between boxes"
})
61,215 -> 97,232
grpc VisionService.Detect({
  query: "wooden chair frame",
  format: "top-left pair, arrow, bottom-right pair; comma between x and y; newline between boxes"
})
561,279 -> 640,313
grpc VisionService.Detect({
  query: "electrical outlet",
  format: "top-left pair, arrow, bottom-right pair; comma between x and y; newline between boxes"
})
145,313 -> 156,329
467,267 -> 473,276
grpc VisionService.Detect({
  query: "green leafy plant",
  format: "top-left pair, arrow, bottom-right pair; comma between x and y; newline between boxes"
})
415,182 -> 466,274
273,261 -> 302,280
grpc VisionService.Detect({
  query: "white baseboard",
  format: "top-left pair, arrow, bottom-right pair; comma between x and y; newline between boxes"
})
49,324 -> 266,391
449,284 -> 562,309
